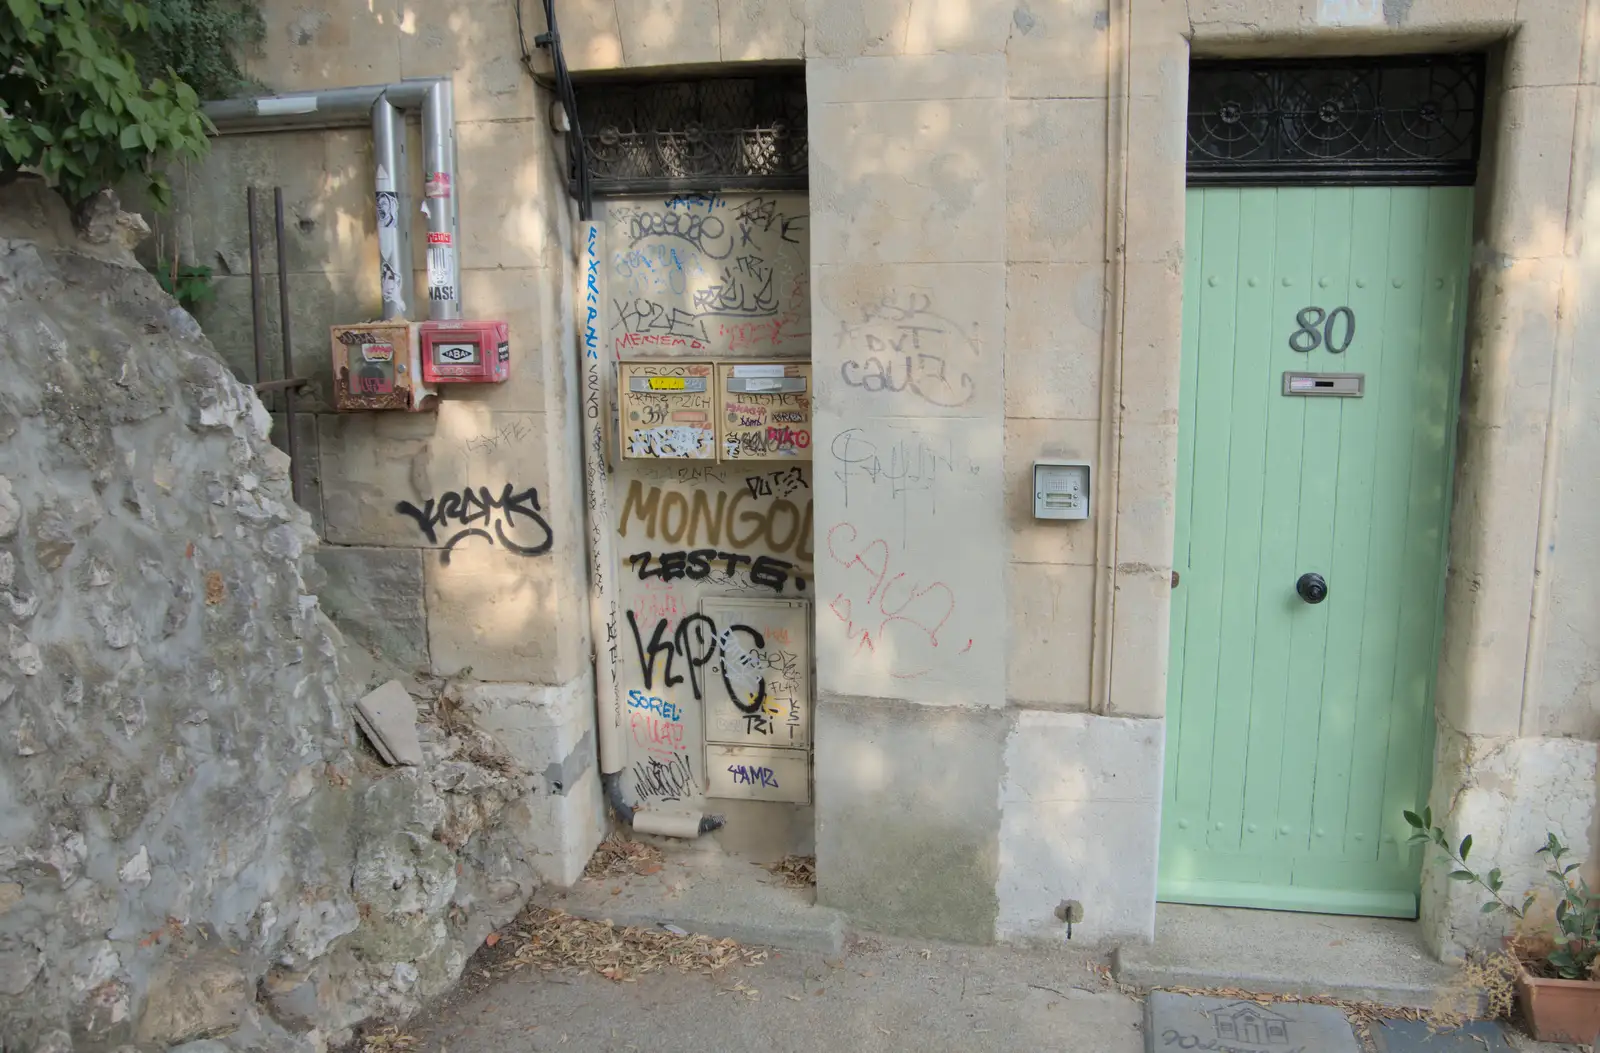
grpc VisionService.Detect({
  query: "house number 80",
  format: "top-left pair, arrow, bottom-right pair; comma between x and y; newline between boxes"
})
1289,306 -> 1355,354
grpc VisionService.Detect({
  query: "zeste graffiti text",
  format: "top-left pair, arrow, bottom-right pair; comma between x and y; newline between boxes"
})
627,550 -> 807,593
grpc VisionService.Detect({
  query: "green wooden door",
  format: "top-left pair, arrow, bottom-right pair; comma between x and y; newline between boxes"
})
1160,186 -> 1472,918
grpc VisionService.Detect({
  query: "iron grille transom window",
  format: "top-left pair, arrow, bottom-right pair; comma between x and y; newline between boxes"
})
1188,54 -> 1485,186
570,72 -> 807,197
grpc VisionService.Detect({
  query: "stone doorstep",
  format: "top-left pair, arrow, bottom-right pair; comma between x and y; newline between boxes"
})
536,847 -> 845,955
1114,904 -> 1458,1010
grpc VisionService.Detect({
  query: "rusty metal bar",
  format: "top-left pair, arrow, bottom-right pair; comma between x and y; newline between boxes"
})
252,378 -> 309,394
272,188 -> 304,507
246,186 -> 267,387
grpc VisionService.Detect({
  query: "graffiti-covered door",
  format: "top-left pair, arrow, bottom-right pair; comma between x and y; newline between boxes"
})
1160,186 -> 1471,917
600,194 -> 816,842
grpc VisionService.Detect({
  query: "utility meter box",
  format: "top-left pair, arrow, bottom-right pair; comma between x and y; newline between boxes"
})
1033,460 -> 1092,520
619,361 -> 717,460
701,597 -> 812,804
330,321 -> 435,412
419,319 -> 509,384
716,362 -> 811,461
701,597 -> 811,751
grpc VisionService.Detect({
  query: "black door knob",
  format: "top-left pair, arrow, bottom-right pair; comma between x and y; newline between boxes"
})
1296,572 -> 1328,604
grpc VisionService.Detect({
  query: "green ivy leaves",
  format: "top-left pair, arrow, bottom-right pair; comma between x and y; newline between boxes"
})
1,0 -> 212,207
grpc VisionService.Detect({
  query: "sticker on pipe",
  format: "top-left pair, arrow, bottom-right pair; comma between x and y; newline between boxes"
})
427,243 -> 455,303
424,172 -> 451,198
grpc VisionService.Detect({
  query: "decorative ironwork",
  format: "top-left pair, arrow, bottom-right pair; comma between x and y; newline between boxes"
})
571,73 -> 807,196
1188,55 -> 1485,185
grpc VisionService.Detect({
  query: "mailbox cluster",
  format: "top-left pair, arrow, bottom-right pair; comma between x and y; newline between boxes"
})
619,360 -> 812,463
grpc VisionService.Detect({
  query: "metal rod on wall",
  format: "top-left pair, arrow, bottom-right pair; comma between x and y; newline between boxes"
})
273,187 -> 304,507
246,186 -> 267,386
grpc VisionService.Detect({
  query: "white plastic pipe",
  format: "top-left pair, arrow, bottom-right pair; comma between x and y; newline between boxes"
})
1090,0 -> 1133,713
578,218 -> 624,776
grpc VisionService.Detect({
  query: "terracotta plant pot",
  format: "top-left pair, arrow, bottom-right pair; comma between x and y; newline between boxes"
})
1516,960 -> 1600,1044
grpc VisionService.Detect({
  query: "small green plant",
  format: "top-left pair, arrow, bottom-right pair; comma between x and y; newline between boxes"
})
150,254 -> 215,313
1405,807 -> 1600,980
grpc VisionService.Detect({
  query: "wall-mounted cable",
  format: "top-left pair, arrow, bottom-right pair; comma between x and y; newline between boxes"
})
515,0 -> 592,220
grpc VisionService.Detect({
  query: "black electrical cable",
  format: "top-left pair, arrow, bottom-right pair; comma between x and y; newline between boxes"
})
513,0 -> 558,91
514,0 -> 593,220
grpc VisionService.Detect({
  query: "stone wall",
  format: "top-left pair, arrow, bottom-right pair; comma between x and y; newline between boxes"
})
0,178 -> 547,1052
160,0 -> 605,889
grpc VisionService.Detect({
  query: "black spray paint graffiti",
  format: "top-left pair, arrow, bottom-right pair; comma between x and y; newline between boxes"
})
626,210 -> 734,259
633,753 -> 695,802
395,483 -> 554,565
626,611 -> 767,715
627,550 -> 807,593
614,297 -> 708,341
744,467 -> 809,500
692,255 -> 778,318
731,197 -> 806,246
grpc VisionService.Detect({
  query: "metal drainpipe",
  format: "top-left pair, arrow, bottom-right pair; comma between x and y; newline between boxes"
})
203,80 -> 461,321
421,80 -> 462,320
372,98 -> 409,320
1089,0 -> 1133,715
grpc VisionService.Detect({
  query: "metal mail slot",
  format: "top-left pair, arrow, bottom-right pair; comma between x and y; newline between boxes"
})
1283,372 -> 1364,397
726,376 -> 807,394
628,375 -> 707,393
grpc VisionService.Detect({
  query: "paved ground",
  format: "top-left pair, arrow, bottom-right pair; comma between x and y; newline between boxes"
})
404,841 -> 1582,1053
412,935 -> 1146,1053
406,929 -> 1591,1053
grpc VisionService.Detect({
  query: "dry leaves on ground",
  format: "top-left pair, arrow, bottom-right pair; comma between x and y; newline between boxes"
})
360,1026 -> 421,1053
760,854 -> 816,888
583,837 -> 665,879
505,905 -> 767,983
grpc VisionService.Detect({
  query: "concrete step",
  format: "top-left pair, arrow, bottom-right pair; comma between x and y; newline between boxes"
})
1114,903 -> 1456,1008
538,843 -> 845,955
